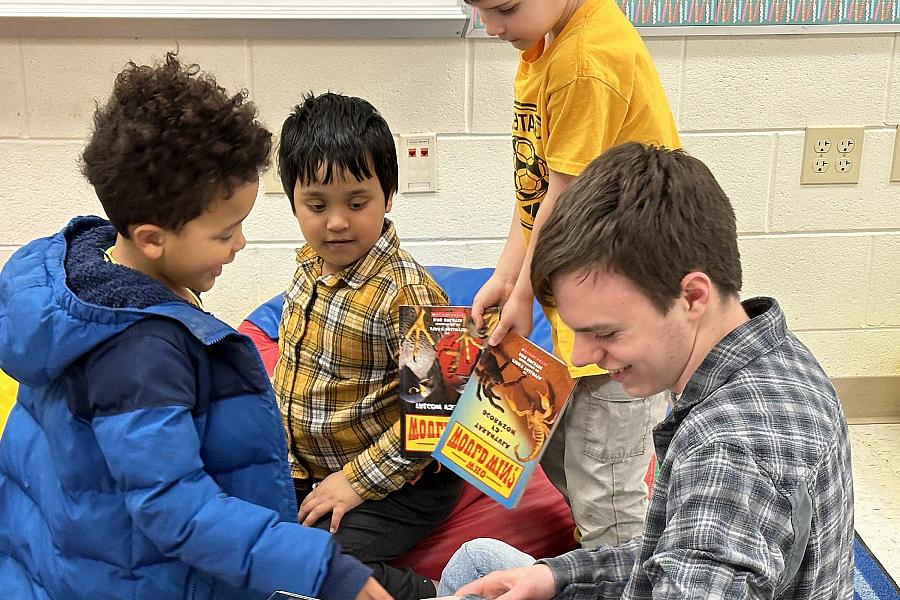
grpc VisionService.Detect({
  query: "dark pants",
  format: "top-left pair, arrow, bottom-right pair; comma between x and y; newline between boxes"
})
295,465 -> 463,600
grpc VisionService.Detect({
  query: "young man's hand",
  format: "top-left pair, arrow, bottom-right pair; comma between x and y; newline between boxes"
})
298,470 -> 363,532
487,285 -> 534,346
455,564 -> 556,600
472,273 -> 517,330
354,577 -> 395,600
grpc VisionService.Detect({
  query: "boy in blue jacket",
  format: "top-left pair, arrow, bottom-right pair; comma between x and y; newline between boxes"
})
0,53 -> 390,600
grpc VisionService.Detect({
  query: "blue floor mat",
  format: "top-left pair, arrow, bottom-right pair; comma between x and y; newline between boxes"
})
855,533 -> 900,600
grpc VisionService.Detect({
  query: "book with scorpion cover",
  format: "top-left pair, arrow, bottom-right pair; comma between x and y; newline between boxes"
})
398,305 -> 491,458
431,330 -> 575,508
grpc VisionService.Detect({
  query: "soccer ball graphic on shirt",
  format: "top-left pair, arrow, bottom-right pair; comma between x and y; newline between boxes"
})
513,135 -> 549,202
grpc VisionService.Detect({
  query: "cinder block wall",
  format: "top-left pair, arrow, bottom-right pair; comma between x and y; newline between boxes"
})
0,34 -> 897,378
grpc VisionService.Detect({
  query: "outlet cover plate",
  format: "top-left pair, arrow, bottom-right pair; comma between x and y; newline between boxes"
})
800,126 -> 864,185
891,126 -> 900,183
399,133 -> 438,193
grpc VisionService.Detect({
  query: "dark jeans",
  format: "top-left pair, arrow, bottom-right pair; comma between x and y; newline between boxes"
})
295,465 -> 463,600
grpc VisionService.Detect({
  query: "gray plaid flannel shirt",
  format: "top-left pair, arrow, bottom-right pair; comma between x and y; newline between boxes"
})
541,297 -> 854,599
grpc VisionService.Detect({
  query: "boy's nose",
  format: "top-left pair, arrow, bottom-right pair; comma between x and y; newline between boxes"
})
326,212 -> 350,231
484,21 -> 505,37
571,338 -> 603,368
233,228 -> 247,252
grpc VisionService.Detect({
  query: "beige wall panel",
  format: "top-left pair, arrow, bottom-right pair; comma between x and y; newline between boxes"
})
681,35 -> 892,130
126,40 -> 251,97
252,39 -> 466,137
682,133 -> 772,234
0,40 -> 26,138
0,141 -> 99,244
22,39 -> 131,138
797,329 -> 900,378
739,235 -> 870,330
888,35 -> 900,125
644,37 -> 683,124
867,235 -> 900,327
471,40 -> 517,134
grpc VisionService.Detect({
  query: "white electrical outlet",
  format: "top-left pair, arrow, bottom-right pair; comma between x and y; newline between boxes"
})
813,158 -> 829,173
800,126 -> 865,185
836,138 -> 855,154
399,133 -> 437,193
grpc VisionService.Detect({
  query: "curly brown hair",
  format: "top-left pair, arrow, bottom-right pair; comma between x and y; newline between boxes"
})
81,52 -> 272,235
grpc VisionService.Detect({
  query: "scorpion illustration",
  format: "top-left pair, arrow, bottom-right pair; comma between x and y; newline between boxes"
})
437,310 -> 498,381
402,308 -> 436,360
436,326 -> 484,382
474,344 -> 559,462
508,389 -> 555,462
401,308 -> 493,400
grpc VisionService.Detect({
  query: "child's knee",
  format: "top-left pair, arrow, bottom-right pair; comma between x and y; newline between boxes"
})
438,538 -> 532,595
465,538 -> 523,570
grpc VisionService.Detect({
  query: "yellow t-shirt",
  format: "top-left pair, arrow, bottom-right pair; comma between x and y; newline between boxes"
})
512,0 -> 681,377
0,369 -> 17,437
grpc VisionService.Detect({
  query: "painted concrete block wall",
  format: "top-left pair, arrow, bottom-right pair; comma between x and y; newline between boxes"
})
0,33 -> 897,378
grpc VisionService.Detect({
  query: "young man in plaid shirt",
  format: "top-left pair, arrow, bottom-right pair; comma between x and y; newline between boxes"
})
273,92 -> 462,600
441,143 -> 854,600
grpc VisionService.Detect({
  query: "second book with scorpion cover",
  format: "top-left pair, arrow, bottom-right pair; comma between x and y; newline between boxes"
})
431,329 -> 575,508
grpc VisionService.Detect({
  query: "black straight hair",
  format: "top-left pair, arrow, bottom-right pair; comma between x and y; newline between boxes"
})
278,92 -> 398,211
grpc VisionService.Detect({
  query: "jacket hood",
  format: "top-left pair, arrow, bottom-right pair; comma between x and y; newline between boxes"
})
0,216 -> 201,387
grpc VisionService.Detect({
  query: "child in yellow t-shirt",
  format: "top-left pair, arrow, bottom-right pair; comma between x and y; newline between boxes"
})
466,0 -> 679,547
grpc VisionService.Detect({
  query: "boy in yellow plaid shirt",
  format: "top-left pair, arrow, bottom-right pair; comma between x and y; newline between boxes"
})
272,92 -> 462,600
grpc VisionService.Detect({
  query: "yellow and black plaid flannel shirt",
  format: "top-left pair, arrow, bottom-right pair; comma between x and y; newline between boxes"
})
273,220 -> 448,500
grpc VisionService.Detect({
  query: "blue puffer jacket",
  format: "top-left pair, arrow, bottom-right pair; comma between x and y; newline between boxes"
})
0,217 -> 369,600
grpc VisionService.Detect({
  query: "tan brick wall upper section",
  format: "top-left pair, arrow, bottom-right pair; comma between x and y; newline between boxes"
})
0,33 -> 897,377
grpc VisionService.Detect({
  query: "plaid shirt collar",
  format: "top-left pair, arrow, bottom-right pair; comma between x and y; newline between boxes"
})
657,297 -> 783,457
295,219 -> 399,290
682,297 -> 784,408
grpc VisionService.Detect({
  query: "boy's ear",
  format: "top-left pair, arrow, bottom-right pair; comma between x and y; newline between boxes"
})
385,192 -> 394,213
679,271 -> 712,321
129,224 -> 168,261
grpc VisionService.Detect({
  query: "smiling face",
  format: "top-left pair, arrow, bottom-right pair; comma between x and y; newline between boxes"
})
471,0 -> 574,50
154,178 -> 258,295
554,268 -> 698,398
293,164 -> 391,276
